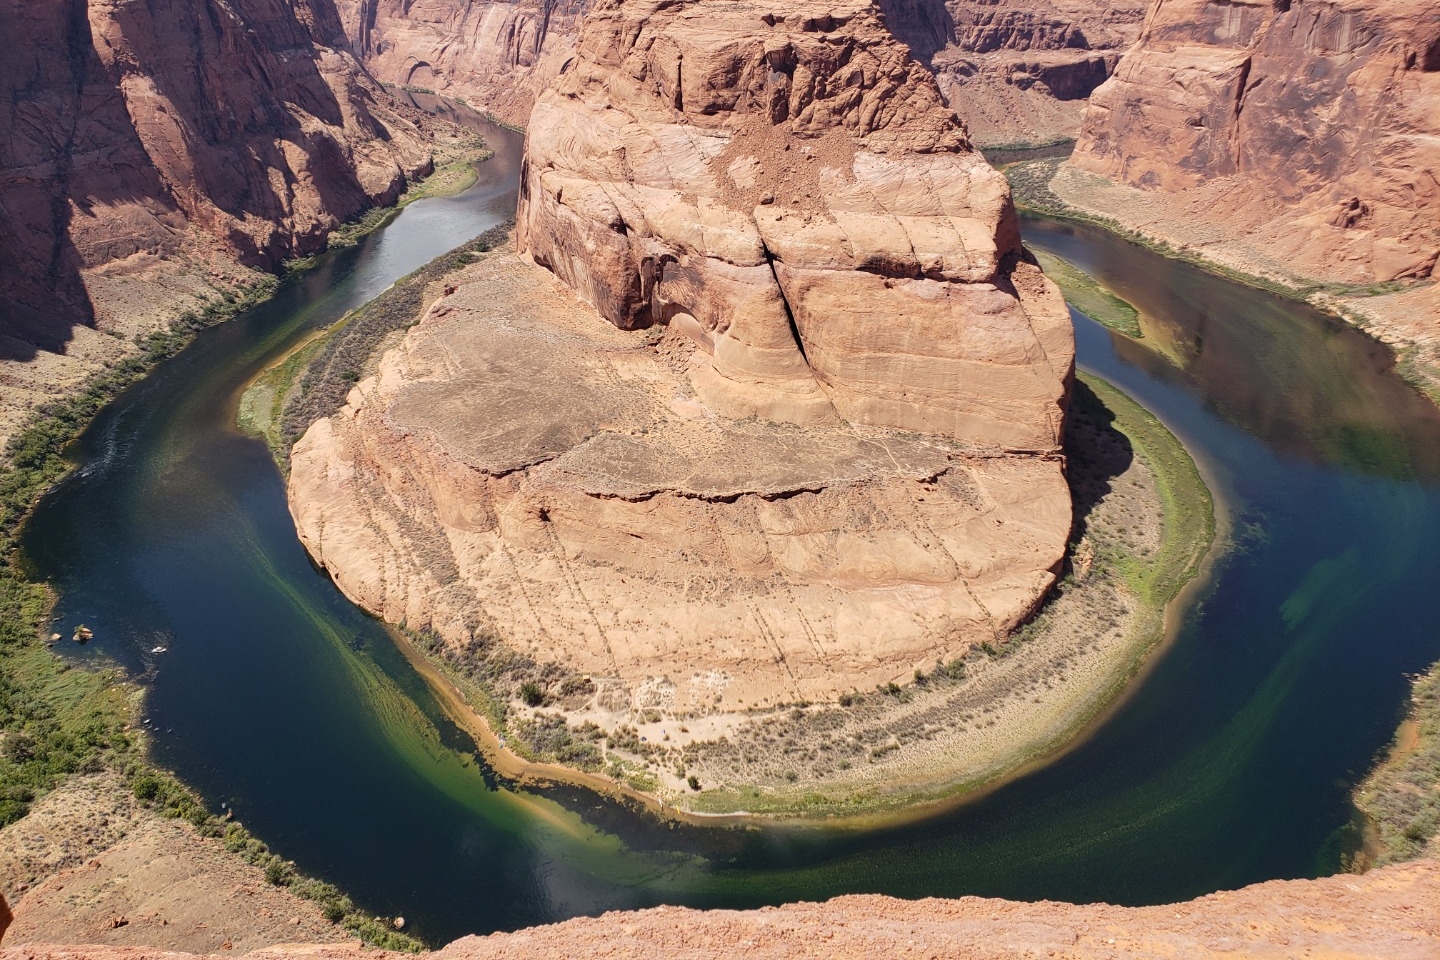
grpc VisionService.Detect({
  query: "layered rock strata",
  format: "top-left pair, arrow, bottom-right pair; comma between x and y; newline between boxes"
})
6,856 -> 1440,958
290,248 -> 1072,714
884,0 -> 1149,146
335,0 -> 587,127
335,0 -> 1144,147
517,0 -> 1073,449
0,0 -> 437,447
1072,0 -> 1440,289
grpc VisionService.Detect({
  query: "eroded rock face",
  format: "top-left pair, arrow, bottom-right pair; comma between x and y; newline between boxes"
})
1072,0 -> 1440,285
882,0 -> 1148,146
334,0 -> 1143,147
518,0 -> 1073,450
290,248 -> 1072,715
335,0 -> 587,126
0,0 -> 434,354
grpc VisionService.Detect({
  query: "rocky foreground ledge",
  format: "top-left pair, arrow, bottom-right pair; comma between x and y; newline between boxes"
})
5,857 -> 1438,959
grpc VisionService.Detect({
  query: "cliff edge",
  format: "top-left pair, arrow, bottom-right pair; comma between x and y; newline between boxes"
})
5,856 -> 1439,958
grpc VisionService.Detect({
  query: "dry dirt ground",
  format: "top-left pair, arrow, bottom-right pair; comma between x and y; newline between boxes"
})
0,776 -> 350,953
4,855 -> 1437,959
0,251 -> 262,459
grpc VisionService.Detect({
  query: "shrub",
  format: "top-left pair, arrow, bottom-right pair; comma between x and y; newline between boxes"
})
519,680 -> 544,707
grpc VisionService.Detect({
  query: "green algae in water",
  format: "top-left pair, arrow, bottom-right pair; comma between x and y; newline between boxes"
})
1033,248 -> 1143,338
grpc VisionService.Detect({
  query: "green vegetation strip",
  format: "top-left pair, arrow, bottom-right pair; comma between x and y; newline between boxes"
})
1355,662 -> 1440,865
1078,374 -> 1215,610
0,172 -> 508,945
1032,250 -> 1142,338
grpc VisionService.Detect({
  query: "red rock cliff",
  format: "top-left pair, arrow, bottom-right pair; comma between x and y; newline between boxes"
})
335,0 -> 587,126
517,0 -> 1073,449
0,0 -> 434,355
1072,0 -> 1440,285
881,0 -> 1148,146
334,0 -> 1143,146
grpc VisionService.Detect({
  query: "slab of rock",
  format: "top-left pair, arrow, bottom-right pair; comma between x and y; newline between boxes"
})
1072,0 -> 1440,287
6,857 -> 1440,958
292,0 -> 1073,727
517,0 -> 1073,451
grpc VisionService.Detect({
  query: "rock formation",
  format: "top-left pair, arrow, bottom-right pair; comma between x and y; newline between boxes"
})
518,0 -> 1073,448
335,0 -> 1145,147
0,0 -> 437,446
6,856 -> 1440,958
335,0 -> 587,126
1071,0 -> 1440,288
883,0 -> 1148,146
291,0 -> 1072,772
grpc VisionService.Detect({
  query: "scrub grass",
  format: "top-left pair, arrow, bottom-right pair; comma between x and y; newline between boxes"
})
1354,662 -> 1440,866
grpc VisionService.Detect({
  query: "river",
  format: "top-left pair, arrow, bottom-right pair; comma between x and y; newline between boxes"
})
20,106 -> 1440,945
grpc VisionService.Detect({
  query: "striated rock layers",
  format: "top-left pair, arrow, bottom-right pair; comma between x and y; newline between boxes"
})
6,857 -> 1440,958
1072,0 -> 1440,288
336,0 -> 587,127
334,0 -> 1144,147
0,0 -> 435,357
883,0 -> 1148,147
290,0 -> 1073,724
518,0 -> 1073,448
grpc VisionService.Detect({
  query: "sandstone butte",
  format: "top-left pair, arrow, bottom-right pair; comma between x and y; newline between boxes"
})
288,0 -> 1076,744
336,0 -> 1147,145
0,0 -> 440,448
1065,0 -> 1440,357
3,856 -> 1440,958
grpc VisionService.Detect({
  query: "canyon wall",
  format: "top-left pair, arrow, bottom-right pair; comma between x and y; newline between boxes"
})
1071,0 -> 1440,287
334,1 -> 1143,145
335,0 -> 587,126
0,0 -> 436,446
883,0 -> 1148,146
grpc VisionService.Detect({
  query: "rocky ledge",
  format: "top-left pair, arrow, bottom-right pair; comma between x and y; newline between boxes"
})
5,856 -> 1439,958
